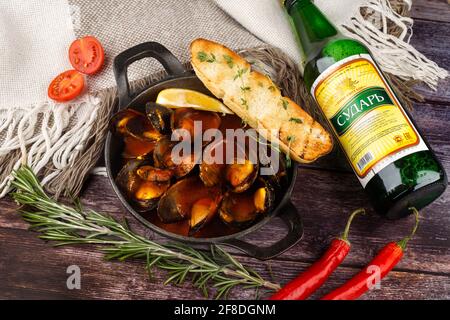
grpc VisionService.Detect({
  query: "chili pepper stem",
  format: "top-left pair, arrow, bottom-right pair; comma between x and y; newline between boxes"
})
397,207 -> 420,250
340,208 -> 365,243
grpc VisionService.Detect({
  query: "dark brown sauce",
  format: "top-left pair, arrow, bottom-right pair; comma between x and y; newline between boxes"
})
143,210 -> 240,238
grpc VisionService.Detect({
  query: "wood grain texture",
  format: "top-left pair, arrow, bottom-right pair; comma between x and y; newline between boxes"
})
1,228 -> 449,300
0,0 -> 449,300
412,0 -> 450,23
409,19 -> 450,103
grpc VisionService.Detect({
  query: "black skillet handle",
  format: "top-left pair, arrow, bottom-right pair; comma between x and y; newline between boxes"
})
221,201 -> 303,260
113,42 -> 186,110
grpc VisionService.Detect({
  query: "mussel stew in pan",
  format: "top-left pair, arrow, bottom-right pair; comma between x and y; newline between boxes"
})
109,95 -> 288,238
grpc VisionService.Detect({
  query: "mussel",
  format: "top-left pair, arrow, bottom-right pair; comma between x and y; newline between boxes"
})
199,162 -> 225,187
110,109 -> 162,141
122,136 -> 157,159
146,102 -> 173,134
136,165 -> 173,182
199,159 -> 258,192
225,159 -> 259,193
253,179 -> 276,214
171,108 -> 221,143
116,160 -> 172,212
200,138 -> 258,192
189,197 -> 221,235
199,138 -> 227,187
153,136 -> 199,178
219,179 -> 275,228
157,177 -> 222,233
110,109 -> 163,159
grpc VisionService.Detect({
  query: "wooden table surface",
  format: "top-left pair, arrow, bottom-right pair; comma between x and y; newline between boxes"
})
1,0 -> 449,300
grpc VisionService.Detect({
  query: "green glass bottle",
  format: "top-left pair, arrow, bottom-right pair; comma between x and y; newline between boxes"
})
285,0 -> 447,219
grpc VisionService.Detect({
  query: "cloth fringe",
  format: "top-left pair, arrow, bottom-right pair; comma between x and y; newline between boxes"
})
340,0 -> 447,90
0,96 -> 102,198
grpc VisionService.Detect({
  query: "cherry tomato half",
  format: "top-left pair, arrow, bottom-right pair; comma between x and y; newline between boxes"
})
69,36 -> 105,75
48,70 -> 85,102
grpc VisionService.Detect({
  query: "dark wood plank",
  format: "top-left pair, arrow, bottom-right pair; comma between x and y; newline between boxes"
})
409,19 -> 450,103
412,0 -> 450,23
2,169 -> 449,275
1,227 -> 449,300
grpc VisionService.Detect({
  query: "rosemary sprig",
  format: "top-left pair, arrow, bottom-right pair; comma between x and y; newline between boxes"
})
10,166 -> 280,299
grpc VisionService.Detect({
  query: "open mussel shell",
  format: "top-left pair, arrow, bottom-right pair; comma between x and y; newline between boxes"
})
199,138 -> 227,187
157,176 -> 222,228
219,179 -> 275,228
153,136 -> 199,178
146,102 -> 173,134
116,160 -> 172,212
189,196 -> 221,236
122,136 -> 157,160
136,165 -> 174,182
171,108 -> 221,143
110,109 -> 140,136
201,137 -> 259,192
253,178 -> 276,214
110,109 -> 162,142
200,159 -> 258,192
199,162 -> 225,187
225,159 -> 259,193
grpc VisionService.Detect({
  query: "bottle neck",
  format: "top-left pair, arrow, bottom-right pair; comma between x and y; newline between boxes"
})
287,0 -> 339,61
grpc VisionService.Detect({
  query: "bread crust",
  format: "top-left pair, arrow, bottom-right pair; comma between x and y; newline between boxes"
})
190,38 -> 333,163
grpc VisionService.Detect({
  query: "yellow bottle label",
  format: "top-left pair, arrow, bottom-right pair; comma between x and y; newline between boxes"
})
311,54 -> 428,187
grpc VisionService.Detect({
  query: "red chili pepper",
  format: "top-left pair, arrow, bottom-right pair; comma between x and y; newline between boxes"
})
321,208 -> 419,300
269,208 -> 365,300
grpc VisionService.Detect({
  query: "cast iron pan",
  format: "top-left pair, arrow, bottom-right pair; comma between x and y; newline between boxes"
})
105,42 -> 303,260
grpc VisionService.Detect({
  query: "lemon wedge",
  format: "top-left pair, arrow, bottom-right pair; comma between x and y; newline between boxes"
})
156,88 -> 233,114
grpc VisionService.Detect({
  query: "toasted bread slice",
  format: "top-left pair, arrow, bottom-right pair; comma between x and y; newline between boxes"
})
190,38 -> 333,163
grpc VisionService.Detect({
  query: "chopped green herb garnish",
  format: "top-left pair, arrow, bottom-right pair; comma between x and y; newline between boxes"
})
281,99 -> 289,110
285,135 -> 296,168
197,51 -> 216,63
234,67 -> 248,81
268,85 -> 276,91
240,86 -> 251,92
289,117 -> 303,124
223,55 -> 234,68
241,98 -> 249,110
